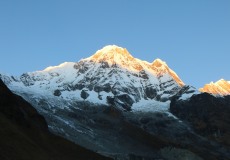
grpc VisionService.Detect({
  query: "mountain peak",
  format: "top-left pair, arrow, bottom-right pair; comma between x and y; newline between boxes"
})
85,45 -> 136,69
152,58 -> 167,68
98,45 -> 126,53
152,58 -> 166,64
216,79 -> 226,84
150,58 -> 184,87
88,45 -> 132,61
200,79 -> 230,96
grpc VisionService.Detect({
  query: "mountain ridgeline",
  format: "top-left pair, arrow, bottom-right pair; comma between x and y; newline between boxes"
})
1,45 -> 185,111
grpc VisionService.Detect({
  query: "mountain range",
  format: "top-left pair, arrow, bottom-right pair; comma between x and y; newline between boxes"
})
0,45 -> 230,159
1,45 -> 185,110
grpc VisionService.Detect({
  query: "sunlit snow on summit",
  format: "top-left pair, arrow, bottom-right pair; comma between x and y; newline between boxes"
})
200,79 -> 230,96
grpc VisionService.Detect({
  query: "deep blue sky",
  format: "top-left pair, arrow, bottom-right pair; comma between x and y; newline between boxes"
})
0,0 -> 230,88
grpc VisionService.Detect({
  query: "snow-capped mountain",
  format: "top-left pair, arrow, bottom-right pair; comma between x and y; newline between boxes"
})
1,45 -> 184,110
199,79 -> 230,96
0,45 -> 189,158
1,45 -> 230,159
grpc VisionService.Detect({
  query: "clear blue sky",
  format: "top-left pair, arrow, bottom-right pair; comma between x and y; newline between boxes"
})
0,0 -> 229,88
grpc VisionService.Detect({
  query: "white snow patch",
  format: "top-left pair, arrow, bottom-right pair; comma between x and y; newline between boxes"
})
131,99 -> 170,112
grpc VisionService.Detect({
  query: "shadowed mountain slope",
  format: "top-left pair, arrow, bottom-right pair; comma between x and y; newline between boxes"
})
0,79 -> 111,160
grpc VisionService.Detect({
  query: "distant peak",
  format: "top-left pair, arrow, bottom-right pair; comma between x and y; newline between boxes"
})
200,79 -> 230,96
216,79 -> 226,83
208,79 -> 228,85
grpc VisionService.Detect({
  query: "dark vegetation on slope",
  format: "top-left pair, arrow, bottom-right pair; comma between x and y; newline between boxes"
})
0,79 -> 111,160
170,93 -> 230,160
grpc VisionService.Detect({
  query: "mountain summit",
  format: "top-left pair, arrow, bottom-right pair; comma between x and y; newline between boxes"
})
200,79 -> 230,96
87,45 -> 184,86
86,45 -> 138,70
89,45 -> 132,59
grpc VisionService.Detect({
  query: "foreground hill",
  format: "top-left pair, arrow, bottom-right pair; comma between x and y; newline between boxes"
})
0,79 -> 110,160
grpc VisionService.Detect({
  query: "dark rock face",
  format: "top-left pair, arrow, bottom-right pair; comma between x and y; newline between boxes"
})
0,79 -> 111,160
74,83 -> 85,90
81,90 -> 89,100
106,94 -> 134,111
170,93 -> 230,146
20,73 -> 35,86
145,87 -> 157,99
54,89 -> 62,96
74,61 -> 89,73
115,94 -> 134,111
94,83 -> 112,93
99,61 -> 110,68
139,70 -> 148,79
